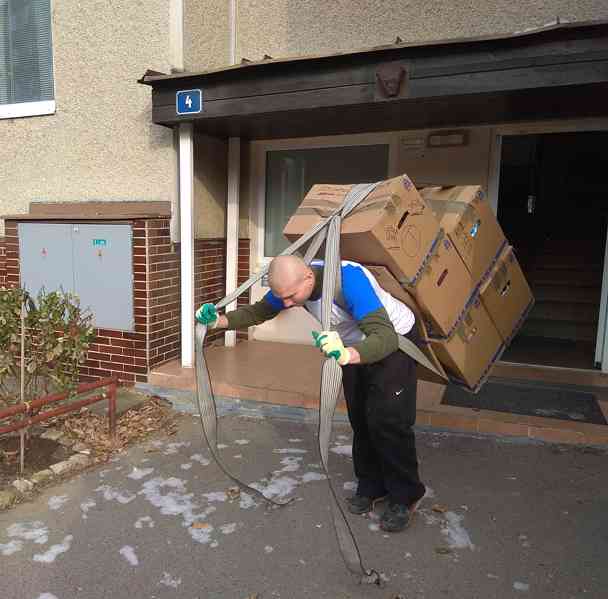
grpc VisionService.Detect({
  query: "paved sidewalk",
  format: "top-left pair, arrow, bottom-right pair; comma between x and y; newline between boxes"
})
1,406 -> 607,599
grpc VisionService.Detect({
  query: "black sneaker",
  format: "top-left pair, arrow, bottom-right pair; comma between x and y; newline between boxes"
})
380,501 -> 418,532
345,494 -> 386,515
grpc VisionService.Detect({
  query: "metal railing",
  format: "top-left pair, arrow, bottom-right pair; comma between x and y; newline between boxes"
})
0,377 -> 118,437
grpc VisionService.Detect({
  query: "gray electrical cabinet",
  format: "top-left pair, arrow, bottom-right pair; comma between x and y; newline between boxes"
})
18,222 -> 135,331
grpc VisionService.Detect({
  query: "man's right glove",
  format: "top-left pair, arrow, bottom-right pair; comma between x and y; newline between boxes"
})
195,303 -> 219,328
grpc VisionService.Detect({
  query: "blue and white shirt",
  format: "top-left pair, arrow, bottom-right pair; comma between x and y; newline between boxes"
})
263,260 -> 415,347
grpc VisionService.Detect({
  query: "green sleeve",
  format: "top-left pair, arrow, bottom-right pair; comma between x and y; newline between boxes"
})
225,298 -> 282,330
350,307 -> 399,364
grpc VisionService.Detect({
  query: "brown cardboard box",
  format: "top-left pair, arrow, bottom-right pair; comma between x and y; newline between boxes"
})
420,186 -> 507,286
365,265 -> 447,384
430,295 -> 504,391
406,232 -> 473,338
283,175 -> 441,285
480,245 -> 535,344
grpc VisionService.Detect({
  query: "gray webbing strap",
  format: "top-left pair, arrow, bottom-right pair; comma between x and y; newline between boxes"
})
193,180 -> 443,583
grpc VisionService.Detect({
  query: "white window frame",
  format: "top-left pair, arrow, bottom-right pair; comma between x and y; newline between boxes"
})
249,131 -> 400,273
0,99 -> 55,119
0,0 -> 56,120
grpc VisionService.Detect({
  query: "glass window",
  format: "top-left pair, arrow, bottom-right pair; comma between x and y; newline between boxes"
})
0,0 -> 54,115
264,144 -> 389,256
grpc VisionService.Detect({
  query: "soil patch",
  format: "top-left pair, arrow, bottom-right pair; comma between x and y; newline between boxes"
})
1,435 -> 69,487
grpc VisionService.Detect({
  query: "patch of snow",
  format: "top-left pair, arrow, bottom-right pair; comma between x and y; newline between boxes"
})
275,456 -> 303,473
80,500 -> 96,519
119,545 -> 139,566
239,492 -> 258,510
288,438 -> 303,443
189,523 -> 214,545
343,481 -> 357,491
234,439 -> 250,445
7,521 -> 49,544
301,472 -> 327,483
0,540 -> 23,555
134,516 -> 155,529
190,454 -> 210,466
272,448 -> 307,454
159,572 -> 182,588
441,512 -> 475,550
36,594 -> 59,599
180,463 -> 192,470
264,545 -> 274,554
514,582 -> 530,592
127,467 -> 154,480
203,492 -> 227,503
48,496 -> 69,511
33,535 -> 73,563
95,485 -> 136,504
163,442 -> 190,455
220,523 -> 237,535
251,476 -> 298,499
330,445 -> 352,457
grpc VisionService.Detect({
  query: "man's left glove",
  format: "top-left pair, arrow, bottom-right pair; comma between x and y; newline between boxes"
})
312,330 -> 351,366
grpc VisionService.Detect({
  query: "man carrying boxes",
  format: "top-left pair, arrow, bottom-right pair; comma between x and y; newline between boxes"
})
194,174 -> 534,533
196,254 -> 427,533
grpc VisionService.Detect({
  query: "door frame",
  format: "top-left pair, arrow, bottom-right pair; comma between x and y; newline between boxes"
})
487,117 -> 608,372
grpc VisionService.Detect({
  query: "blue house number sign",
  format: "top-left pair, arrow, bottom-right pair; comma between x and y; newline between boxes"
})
176,89 -> 202,115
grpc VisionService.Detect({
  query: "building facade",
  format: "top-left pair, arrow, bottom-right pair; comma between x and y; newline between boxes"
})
2,1 -> 608,385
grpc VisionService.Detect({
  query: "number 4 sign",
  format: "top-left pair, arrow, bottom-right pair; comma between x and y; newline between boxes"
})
176,89 -> 202,115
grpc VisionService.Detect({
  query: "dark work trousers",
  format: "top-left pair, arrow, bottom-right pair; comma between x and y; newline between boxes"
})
341,349 -> 425,506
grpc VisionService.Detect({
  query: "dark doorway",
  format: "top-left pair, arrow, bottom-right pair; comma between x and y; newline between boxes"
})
497,132 -> 608,369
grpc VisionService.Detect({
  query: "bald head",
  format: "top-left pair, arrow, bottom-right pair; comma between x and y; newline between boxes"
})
268,255 -> 315,307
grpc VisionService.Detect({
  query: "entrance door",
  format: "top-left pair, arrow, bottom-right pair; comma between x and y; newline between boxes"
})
250,141 -> 390,343
497,132 -> 608,370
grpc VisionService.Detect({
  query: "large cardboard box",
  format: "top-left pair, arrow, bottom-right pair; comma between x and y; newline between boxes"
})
406,233 -> 473,338
283,175 -> 472,337
420,186 -> 507,286
480,245 -> 535,344
367,265 -> 502,391
365,265 -> 447,384
429,295 -> 504,391
283,175 -> 441,285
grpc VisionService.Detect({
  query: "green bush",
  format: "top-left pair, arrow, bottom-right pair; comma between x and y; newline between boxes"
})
0,288 -> 95,406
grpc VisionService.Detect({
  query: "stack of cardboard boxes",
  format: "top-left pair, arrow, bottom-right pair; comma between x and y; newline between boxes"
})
283,174 -> 534,392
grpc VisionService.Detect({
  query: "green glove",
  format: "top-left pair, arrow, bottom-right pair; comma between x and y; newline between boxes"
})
312,330 -> 351,366
195,303 -> 219,328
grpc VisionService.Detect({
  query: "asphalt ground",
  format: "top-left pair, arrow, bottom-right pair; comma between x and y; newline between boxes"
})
1,408 -> 607,599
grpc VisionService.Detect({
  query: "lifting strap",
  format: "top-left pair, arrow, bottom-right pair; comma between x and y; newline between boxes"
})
193,181 -> 446,585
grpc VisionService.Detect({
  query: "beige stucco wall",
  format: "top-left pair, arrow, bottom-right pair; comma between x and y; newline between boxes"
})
193,133 -> 227,238
0,1 -> 174,236
235,1 -> 608,61
184,0 -> 230,73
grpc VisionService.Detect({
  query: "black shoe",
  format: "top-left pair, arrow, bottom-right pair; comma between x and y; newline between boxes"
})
380,501 -> 418,532
346,494 -> 386,515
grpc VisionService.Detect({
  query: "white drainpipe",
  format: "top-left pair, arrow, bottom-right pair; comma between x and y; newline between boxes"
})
225,138 -> 241,347
225,3 -> 240,347
179,123 -> 195,367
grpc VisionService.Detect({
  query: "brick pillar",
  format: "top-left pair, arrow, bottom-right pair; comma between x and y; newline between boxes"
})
0,237 -> 5,287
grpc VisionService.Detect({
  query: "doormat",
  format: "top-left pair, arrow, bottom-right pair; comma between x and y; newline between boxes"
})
442,381 -> 607,425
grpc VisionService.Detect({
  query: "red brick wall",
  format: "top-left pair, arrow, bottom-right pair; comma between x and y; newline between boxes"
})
3,222 -> 19,289
0,237 -> 5,288
148,219 -> 181,369
2,218 -> 251,382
